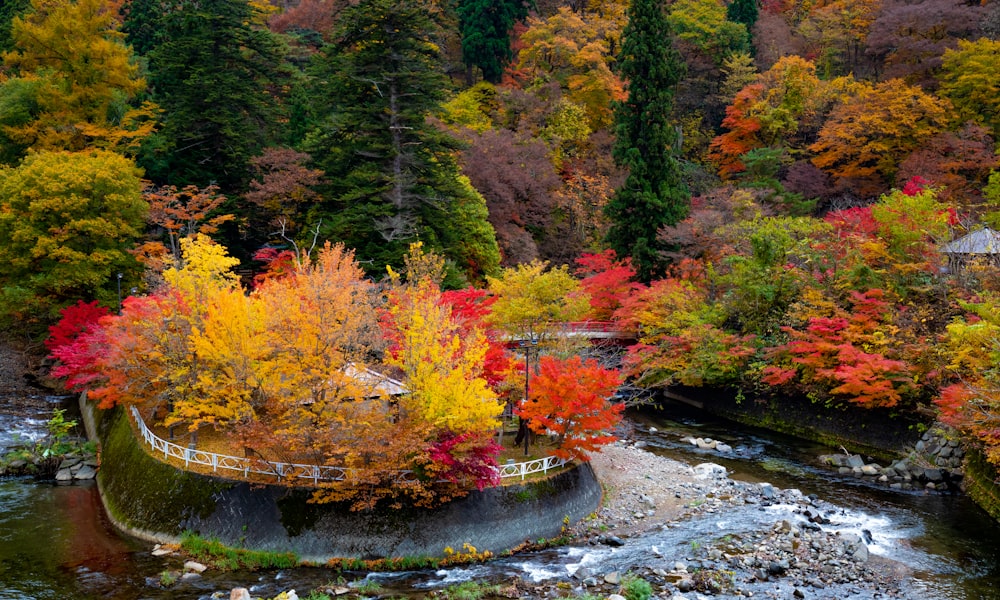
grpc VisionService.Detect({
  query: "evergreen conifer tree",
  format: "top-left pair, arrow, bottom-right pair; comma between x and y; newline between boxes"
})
606,0 -> 689,281
308,0 -> 500,283
143,0 -> 286,189
457,0 -> 529,84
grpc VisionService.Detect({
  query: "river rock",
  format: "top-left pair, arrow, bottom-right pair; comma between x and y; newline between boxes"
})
74,464 -> 96,480
696,438 -> 717,450
231,589 -> 252,600
607,595 -> 627,600
54,468 -> 73,481
923,468 -> 944,482
860,465 -> 879,476
846,455 -> 865,469
184,560 -> 207,573
693,463 -> 727,479
715,442 -> 733,453
604,571 -> 621,585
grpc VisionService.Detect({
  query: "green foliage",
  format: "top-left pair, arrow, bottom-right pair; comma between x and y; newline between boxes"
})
179,531 -> 299,570
668,0 -> 750,61
607,0 -> 689,281
621,574 -> 654,600
436,581 -> 501,600
939,38 -> 1000,140
458,0 -> 529,83
308,0 -> 500,282
0,150 -> 146,330
726,0 -> 759,34
441,83 -> 499,133
143,0 -> 287,188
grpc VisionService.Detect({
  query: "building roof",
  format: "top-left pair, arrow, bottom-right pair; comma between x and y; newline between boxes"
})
344,363 -> 409,397
941,227 -> 1000,255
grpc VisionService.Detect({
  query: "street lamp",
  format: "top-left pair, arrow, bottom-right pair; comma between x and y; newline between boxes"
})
116,273 -> 123,315
516,335 -> 539,456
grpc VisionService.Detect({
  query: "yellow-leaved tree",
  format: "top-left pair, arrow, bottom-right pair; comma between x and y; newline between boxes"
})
1,0 -> 157,159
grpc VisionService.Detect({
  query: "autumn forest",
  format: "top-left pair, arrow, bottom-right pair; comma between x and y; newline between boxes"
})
2,0 -> 1000,509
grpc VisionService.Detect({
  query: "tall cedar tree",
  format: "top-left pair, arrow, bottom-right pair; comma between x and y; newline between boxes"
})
308,0 -> 500,283
457,0 -> 529,84
606,0 -> 688,282
143,0 -> 286,189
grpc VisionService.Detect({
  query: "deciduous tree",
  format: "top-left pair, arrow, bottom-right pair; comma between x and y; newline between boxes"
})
0,0 -> 155,160
519,354 -> 622,460
810,79 -> 951,197
0,150 -> 146,327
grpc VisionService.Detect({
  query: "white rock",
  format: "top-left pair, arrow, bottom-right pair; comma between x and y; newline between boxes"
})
604,571 -> 621,584
151,548 -> 173,557
184,560 -> 208,573
230,589 -> 252,600
693,463 -> 728,479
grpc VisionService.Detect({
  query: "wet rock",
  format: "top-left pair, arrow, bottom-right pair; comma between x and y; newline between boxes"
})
573,566 -> 593,580
846,455 -> 865,469
601,535 -> 625,547
860,465 -> 880,476
676,578 -> 695,592
923,468 -> 943,482
794,587 -> 807,598
184,560 -> 207,573
54,468 -> 73,481
74,464 -> 96,480
180,572 -> 201,581
768,560 -> 788,576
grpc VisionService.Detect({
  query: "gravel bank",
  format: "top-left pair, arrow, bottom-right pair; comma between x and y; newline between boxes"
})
561,439 -> 910,599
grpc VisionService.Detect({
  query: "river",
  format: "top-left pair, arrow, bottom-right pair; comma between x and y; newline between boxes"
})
2,398 -> 1000,599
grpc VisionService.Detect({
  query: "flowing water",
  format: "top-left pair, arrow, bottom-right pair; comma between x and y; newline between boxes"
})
2,399 -> 1000,599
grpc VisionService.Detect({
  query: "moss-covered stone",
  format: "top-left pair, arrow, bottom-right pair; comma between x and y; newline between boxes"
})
964,449 -> 1000,523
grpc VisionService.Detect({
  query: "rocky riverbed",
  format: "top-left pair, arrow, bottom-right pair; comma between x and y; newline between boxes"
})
201,440 -> 909,600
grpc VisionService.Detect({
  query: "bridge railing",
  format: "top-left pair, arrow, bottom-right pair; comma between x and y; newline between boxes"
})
130,406 -> 569,484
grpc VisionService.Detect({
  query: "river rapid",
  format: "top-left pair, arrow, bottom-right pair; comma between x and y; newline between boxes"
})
2,398 -> 1000,600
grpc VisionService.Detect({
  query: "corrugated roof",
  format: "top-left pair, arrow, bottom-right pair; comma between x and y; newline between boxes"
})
941,228 -> 1000,255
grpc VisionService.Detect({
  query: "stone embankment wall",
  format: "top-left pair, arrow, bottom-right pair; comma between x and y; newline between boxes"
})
84,399 -> 602,561
819,424 -> 965,492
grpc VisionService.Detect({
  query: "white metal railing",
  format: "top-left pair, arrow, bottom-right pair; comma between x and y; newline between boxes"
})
497,455 -> 570,480
129,406 -> 569,484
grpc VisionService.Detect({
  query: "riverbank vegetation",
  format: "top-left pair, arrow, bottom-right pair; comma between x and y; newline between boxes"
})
1,0 -> 999,513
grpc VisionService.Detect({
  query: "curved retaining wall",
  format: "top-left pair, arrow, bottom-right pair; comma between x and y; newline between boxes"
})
86,400 -> 602,561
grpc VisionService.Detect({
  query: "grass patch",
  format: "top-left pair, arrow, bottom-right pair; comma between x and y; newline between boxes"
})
435,581 -> 501,600
180,531 -> 299,570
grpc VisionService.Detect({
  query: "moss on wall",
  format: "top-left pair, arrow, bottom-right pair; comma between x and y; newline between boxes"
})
89,402 -> 602,559
96,406 -> 231,535
964,449 -> 1000,523
665,388 -> 927,462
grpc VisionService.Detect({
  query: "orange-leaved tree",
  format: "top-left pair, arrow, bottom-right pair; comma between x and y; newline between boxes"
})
519,355 -> 622,460
935,296 -> 1000,467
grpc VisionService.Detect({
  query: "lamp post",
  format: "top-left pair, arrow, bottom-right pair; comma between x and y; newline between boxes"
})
116,273 -> 123,315
516,335 -> 538,456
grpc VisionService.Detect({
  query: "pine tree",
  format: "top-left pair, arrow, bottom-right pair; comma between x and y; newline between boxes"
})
726,0 -> 758,32
605,0 -> 689,281
457,0 -> 529,84
143,0 -> 286,189
308,0 -> 500,283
